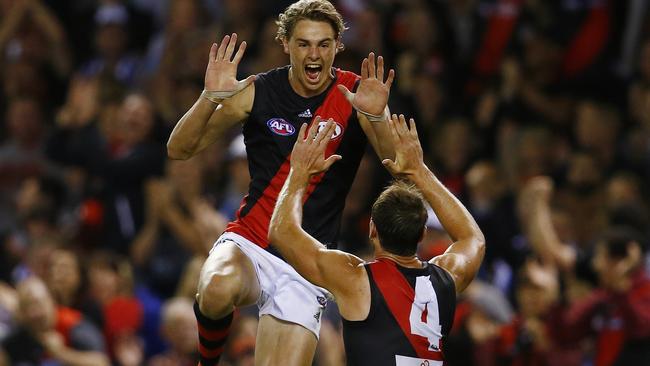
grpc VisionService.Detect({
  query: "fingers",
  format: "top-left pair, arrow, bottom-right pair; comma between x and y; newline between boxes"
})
361,57 -> 369,79
225,33 -> 238,61
337,84 -> 354,102
232,40 -> 247,64
209,43 -> 218,62
368,52 -> 376,79
377,55 -> 384,81
298,123 -> 308,142
316,119 -> 335,147
237,74 -> 256,91
216,34 -> 230,60
409,118 -> 418,138
382,158 -> 398,174
387,114 -> 399,143
323,154 -> 342,170
386,69 -> 395,89
308,118 -> 320,141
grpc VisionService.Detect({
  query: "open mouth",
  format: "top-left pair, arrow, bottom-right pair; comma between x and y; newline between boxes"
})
304,64 -> 323,83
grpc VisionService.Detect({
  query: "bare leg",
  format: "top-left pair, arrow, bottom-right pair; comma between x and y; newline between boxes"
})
194,241 -> 260,365
255,315 -> 318,366
196,240 -> 260,316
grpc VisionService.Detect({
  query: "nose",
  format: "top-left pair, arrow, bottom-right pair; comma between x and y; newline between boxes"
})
308,46 -> 319,60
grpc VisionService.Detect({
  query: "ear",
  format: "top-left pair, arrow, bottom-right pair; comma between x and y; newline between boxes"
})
335,38 -> 343,54
419,226 -> 427,244
369,219 -> 378,240
282,38 -> 290,54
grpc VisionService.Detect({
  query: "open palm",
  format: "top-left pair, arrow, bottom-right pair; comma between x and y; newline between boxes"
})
338,52 -> 394,117
205,33 -> 255,95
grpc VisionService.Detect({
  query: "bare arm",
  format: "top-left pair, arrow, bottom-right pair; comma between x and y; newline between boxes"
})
381,115 -> 485,293
519,176 -> 576,271
268,120 -> 368,319
167,33 -> 255,160
339,53 -> 396,161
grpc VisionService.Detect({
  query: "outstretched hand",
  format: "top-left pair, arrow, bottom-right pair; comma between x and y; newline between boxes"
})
204,33 -> 255,101
290,117 -> 342,177
338,52 -> 394,117
381,114 -> 425,178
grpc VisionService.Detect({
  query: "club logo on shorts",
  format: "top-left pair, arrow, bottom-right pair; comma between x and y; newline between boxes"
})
317,296 -> 327,306
316,120 -> 343,139
267,118 -> 295,136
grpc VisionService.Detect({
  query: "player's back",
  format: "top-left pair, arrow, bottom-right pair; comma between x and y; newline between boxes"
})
225,66 -> 367,251
342,258 -> 456,366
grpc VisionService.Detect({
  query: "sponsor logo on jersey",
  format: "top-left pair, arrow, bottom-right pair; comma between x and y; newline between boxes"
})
298,109 -> 312,118
267,118 -> 296,136
316,120 -> 343,139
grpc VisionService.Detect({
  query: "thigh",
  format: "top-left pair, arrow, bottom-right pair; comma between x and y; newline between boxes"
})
255,315 -> 318,366
198,240 -> 260,315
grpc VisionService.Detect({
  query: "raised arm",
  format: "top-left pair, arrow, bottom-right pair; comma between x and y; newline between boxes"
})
167,33 -> 255,160
268,119 -> 368,318
338,52 -> 396,160
519,176 -> 576,271
382,115 -> 485,293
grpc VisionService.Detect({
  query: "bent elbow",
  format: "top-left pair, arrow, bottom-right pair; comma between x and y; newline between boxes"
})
475,235 -> 486,260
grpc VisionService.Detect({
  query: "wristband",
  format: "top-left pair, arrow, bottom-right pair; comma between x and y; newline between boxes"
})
201,89 -> 237,104
356,109 -> 385,122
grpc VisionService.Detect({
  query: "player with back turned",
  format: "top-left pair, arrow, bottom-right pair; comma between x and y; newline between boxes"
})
269,115 -> 486,365
166,0 -> 396,364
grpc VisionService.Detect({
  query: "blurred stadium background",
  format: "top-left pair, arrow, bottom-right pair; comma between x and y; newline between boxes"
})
1,0 -> 650,365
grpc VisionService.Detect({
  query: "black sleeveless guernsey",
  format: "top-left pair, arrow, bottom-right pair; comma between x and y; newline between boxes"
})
343,259 -> 456,365
224,66 -> 367,253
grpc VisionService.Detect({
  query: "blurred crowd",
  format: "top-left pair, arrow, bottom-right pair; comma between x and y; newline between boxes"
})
1,0 -> 650,365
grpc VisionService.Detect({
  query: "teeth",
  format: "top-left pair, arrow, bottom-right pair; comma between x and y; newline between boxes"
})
306,65 -> 321,69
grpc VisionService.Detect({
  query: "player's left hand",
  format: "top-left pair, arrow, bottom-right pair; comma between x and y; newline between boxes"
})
381,114 -> 425,178
338,52 -> 394,117
291,117 -> 342,176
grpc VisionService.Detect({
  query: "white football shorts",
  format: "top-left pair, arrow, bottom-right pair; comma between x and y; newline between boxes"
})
212,232 -> 329,338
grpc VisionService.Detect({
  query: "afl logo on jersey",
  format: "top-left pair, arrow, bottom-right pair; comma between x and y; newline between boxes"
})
267,118 -> 296,136
317,120 -> 343,139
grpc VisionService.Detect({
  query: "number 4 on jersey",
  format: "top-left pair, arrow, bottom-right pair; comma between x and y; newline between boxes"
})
409,276 -> 442,351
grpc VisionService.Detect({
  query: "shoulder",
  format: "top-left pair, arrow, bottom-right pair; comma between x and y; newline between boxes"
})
334,68 -> 360,87
255,65 -> 290,85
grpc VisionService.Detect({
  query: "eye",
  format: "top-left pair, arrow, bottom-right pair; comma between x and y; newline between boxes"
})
320,43 -> 330,48
298,43 -> 307,48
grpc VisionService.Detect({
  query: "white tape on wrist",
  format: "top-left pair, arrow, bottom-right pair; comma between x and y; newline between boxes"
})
357,108 -> 386,122
201,89 -> 237,104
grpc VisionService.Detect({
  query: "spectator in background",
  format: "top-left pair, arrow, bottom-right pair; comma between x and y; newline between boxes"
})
0,276 -> 109,366
0,97 -> 54,232
522,176 -> 650,366
48,92 -> 166,254
86,251 -> 144,364
217,135 -> 250,220
79,3 -> 140,86
148,297 -> 198,366
131,158 -> 224,299
0,0 -> 72,107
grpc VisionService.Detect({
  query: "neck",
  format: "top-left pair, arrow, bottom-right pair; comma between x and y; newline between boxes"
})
375,251 -> 423,268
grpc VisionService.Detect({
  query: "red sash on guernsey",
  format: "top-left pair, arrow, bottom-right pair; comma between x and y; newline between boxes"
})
369,259 -> 444,361
225,70 -> 358,248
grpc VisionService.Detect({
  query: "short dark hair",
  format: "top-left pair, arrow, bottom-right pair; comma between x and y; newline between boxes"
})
275,0 -> 346,50
371,181 -> 428,256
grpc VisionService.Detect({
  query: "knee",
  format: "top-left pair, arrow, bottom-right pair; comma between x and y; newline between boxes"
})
197,267 -> 241,318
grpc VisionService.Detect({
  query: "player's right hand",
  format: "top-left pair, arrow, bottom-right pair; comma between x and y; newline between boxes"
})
204,33 -> 255,96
